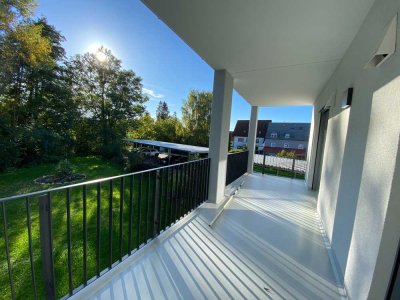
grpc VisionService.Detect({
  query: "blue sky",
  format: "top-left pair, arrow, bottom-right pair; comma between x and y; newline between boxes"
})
35,0 -> 312,130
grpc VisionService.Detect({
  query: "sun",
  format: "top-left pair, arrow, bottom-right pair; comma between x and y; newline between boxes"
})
95,51 -> 107,62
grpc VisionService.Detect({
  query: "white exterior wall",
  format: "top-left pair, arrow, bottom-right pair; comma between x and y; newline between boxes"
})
308,0 -> 400,298
317,109 -> 350,242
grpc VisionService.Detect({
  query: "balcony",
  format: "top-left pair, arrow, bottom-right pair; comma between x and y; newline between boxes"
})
70,173 -> 343,299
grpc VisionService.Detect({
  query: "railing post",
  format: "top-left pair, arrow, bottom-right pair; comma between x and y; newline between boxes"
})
153,170 -> 160,237
39,194 -> 56,300
262,152 -> 266,175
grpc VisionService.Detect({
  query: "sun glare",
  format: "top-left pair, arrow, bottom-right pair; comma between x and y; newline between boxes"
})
95,51 -> 107,62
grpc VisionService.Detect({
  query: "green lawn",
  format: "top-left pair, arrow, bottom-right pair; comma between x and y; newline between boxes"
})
0,156 -> 193,299
253,163 -> 305,180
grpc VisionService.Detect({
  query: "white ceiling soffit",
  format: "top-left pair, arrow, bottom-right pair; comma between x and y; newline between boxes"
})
141,0 -> 375,106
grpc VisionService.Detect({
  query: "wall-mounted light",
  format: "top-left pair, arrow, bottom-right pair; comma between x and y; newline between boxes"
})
341,88 -> 353,109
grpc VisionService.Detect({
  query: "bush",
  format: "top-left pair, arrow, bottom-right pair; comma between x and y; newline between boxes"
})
124,151 -> 145,172
101,144 -> 124,164
276,150 -> 296,159
55,159 -> 74,177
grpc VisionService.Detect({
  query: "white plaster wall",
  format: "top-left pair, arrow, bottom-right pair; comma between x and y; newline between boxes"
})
317,109 -> 349,241
345,75 -> 400,300
309,0 -> 400,298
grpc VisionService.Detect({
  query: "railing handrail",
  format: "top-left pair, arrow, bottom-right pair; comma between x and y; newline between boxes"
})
0,157 -> 210,203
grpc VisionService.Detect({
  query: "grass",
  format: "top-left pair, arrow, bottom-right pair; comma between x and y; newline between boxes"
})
253,163 -> 305,180
0,156 -> 194,299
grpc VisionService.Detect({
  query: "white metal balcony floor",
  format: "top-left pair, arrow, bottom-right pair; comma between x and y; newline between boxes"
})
72,173 -> 343,300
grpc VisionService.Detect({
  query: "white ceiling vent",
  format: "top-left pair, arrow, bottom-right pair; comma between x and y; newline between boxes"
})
366,14 -> 397,68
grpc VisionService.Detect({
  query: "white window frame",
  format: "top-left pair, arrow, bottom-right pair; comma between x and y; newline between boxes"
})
284,143 -> 290,148
271,133 -> 277,138
237,137 -> 244,143
271,142 -> 276,147
285,133 -> 290,139
298,144 -> 304,150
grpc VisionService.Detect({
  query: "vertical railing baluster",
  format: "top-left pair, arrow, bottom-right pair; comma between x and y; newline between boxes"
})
83,185 -> 87,286
153,170 -> 161,237
206,158 -> 210,200
96,183 -> 101,277
202,160 -> 207,202
180,164 -> 186,218
136,174 -> 142,248
192,161 -> 197,208
66,188 -> 73,295
164,168 -> 170,229
158,169 -> 163,233
25,198 -> 37,299
119,178 -> 124,261
169,167 -> 174,226
109,180 -> 113,268
146,173 -> 151,242
195,161 -> 200,207
187,163 -> 193,211
39,193 -> 56,300
128,175 -> 134,254
1,202 -> 15,300
174,166 -> 179,222
199,160 -> 204,204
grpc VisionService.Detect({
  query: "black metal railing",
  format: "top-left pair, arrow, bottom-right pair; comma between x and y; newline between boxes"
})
0,158 -> 210,300
226,151 -> 249,185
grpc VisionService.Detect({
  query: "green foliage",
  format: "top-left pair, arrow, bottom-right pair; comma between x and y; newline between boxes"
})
229,149 -> 244,153
276,150 -> 296,158
55,159 -> 74,177
124,151 -> 145,171
66,46 -> 147,153
181,90 -> 212,147
156,100 -> 170,120
0,0 -> 36,32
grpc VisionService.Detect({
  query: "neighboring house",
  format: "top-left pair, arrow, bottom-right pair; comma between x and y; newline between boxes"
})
263,123 -> 311,157
232,120 -> 271,152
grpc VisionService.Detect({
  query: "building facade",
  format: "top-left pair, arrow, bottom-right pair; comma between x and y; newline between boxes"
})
232,120 -> 270,152
263,123 -> 311,157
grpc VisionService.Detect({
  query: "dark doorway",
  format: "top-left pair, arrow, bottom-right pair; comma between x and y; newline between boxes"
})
312,109 -> 329,190
386,240 -> 400,299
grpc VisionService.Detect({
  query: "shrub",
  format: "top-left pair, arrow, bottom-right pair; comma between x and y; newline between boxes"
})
101,144 -> 124,164
276,150 -> 296,159
124,151 -> 145,172
55,159 -> 74,177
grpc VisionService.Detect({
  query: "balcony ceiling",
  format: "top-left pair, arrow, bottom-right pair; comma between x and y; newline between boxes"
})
141,0 -> 375,106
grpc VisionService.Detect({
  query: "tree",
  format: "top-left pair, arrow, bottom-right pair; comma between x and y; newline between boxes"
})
181,90 -> 212,147
156,101 -> 170,120
66,47 -> 147,154
128,112 -> 156,140
0,0 -> 36,32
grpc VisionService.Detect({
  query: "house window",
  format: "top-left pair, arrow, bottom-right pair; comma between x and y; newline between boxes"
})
271,133 -> 277,138
256,138 -> 259,143
285,133 -> 290,139
271,142 -> 276,147
298,144 -> 304,150
284,143 -> 289,148
237,137 -> 244,143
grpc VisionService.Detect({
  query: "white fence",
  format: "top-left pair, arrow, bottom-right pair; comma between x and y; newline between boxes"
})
254,154 -> 308,174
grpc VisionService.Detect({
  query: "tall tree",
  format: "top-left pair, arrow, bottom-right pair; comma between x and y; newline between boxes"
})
0,0 -> 36,32
181,90 -> 212,146
156,101 -> 170,120
67,47 -> 147,153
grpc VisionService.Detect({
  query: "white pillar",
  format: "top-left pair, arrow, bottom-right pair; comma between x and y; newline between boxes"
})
247,106 -> 258,173
208,70 -> 233,204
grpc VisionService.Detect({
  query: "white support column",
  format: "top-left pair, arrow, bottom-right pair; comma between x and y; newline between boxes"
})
208,70 -> 233,204
247,106 -> 258,173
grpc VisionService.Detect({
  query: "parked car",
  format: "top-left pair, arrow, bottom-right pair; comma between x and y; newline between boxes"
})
140,148 -> 159,157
